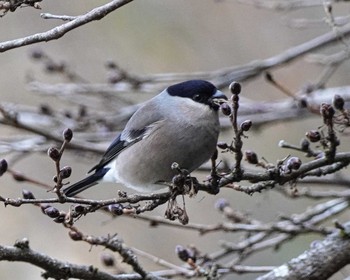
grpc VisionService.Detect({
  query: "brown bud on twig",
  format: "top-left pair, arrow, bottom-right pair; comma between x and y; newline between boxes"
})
69,230 -> 83,241
40,204 -> 50,214
108,204 -> 124,216
229,81 -> 241,95
220,103 -> 231,116
101,253 -> 116,267
240,120 -> 252,131
73,205 -> 86,214
286,157 -> 302,171
300,138 -> 310,151
320,103 -> 335,124
245,150 -> 259,165
39,104 -> 53,116
217,142 -> 228,150
175,245 -> 196,263
332,95 -> 345,111
63,128 -> 73,142
53,212 -> 66,223
22,189 -> 35,199
0,159 -> 8,176
44,206 -> 60,218
59,166 -> 72,179
30,49 -> 44,60
48,147 -> 61,162
12,172 -> 26,182
52,175 -> 58,183
105,60 -> 117,69
215,198 -> 230,211
306,130 -> 321,143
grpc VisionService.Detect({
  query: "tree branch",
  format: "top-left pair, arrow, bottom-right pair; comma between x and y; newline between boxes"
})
257,222 -> 350,280
0,238 -> 156,280
0,0 -> 134,53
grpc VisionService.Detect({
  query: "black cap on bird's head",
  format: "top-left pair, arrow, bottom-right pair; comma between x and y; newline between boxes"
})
167,80 -> 227,110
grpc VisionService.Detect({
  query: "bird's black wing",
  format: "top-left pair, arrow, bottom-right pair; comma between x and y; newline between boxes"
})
87,128 -> 147,173
88,95 -> 165,173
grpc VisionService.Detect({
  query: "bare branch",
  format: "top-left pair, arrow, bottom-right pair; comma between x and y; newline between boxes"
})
0,238 -> 152,280
257,222 -> 350,280
0,0 -> 134,53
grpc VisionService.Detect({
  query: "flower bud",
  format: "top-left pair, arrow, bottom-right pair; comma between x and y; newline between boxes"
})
300,138 -> 310,151
22,189 -> 35,200
217,142 -> 229,150
53,212 -> 66,223
240,120 -> 252,131
220,103 -> 231,116
73,205 -> 86,214
245,150 -> 259,164
63,128 -> 73,142
108,204 -> 124,216
175,245 -> 196,263
40,204 -> 50,214
286,157 -> 302,171
69,230 -> 83,241
30,49 -> 44,60
332,95 -> 345,111
229,81 -> 241,95
215,198 -> 229,211
12,172 -> 25,182
0,159 -> 8,176
105,60 -> 117,69
44,206 -> 60,218
52,175 -> 58,183
59,166 -> 72,179
320,103 -> 335,123
306,130 -> 321,143
48,147 -> 61,162
101,253 -> 115,267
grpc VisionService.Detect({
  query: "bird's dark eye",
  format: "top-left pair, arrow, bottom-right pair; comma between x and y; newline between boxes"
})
193,94 -> 203,102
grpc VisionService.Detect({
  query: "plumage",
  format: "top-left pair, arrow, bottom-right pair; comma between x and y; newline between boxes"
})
63,80 -> 227,196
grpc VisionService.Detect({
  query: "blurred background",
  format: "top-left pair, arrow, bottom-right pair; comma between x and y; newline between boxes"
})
0,0 -> 350,279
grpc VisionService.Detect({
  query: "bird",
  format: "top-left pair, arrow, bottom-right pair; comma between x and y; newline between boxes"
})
63,80 -> 227,196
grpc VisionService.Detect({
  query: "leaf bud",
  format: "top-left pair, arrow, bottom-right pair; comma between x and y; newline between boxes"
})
229,81 -> 241,95
53,212 -> 66,223
59,166 -> 72,179
175,245 -> 196,263
240,120 -> 252,131
305,130 -> 321,143
300,138 -> 310,151
332,95 -> 345,111
40,204 -> 50,214
215,198 -> 230,211
69,230 -> 83,241
108,204 -> 124,216
220,103 -> 231,116
320,103 -> 335,123
44,206 -> 60,218
217,142 -> 229,150
48,147 -> 61,162
0,159 -> 8,176
73,204 -> 86,214
63,128 -> 73,142
22,189 -> 35,200
101,253 -> 115,267
245,150 -> 259,165
286,157 -> 302,171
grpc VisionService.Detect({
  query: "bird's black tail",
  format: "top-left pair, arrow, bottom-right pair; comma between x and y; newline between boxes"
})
63,168 -> 110,197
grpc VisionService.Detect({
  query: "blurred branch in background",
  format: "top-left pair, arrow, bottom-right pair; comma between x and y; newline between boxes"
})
0,0 -> 350,279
